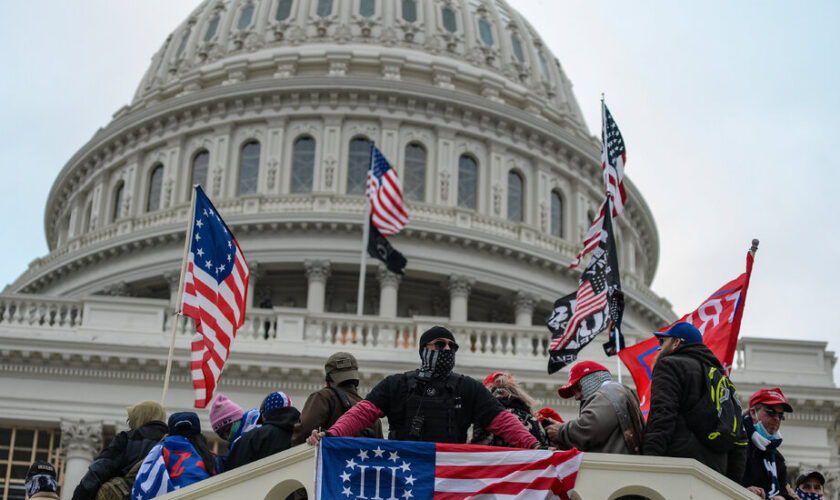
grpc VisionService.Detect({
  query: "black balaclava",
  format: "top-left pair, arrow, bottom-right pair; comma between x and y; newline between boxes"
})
418,326 -> 456,378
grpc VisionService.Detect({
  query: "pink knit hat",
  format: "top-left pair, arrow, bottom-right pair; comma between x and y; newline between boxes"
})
209,393 -> 244,432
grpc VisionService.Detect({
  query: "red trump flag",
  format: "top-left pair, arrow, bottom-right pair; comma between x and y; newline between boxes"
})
620,249 -> 755,419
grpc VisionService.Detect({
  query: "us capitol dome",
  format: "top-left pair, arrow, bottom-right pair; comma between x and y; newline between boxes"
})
1,0 -> 838,497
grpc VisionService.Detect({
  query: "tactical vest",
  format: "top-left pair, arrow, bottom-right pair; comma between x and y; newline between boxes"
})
389,371 -> 466,443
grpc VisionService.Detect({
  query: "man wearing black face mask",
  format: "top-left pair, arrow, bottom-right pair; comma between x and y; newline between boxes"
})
307,326 -> 539,448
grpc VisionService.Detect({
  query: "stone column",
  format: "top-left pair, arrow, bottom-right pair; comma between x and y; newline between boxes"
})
514,290 -> 537,326
377,266 -> 402,318
247,261 -> 261,309
60,420 -> 103,500
164,271 -> 180,309
448,274 -> 474,323
304,260 -> 331,313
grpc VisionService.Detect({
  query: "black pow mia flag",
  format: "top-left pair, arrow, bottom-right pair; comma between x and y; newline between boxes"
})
367,216 -> 407,275
546,197 -> 624,374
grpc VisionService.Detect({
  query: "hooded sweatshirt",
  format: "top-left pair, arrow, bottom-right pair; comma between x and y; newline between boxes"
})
224,406 -> 301,471
72,402 -> 167,500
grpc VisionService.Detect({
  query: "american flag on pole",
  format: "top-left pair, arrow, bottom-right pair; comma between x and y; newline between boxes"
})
547,197 -> 623,374
317,437 -> 582,500
367,144 -> 408,236
180,186 -> 249,408
570,102 -> 626,269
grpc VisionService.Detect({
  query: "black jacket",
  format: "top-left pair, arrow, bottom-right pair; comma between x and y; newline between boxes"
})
72,420 -> 167,500
224,407 -> 300,471
740,417 -> 793,499
642,343 -> 745,481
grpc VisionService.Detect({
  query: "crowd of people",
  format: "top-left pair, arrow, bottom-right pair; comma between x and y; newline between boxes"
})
23,324 -> 829,500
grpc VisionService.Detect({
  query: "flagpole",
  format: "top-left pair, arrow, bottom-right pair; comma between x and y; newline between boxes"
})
356,143 -> 376,316
161,185 -> 198,406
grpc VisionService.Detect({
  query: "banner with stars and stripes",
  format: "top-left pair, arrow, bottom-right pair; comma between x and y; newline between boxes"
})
180,186 -> 249,408
316,437 -> 582,499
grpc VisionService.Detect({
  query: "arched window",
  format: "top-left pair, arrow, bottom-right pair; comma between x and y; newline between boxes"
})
175,30 -> 190,59
147,164 -> 164,212
507,171 -> 523,222
112,182 -> 124,222
317,0 -> 333,17
511,34 -> 525,62
404,143 -> 426,201
238,4 -> 255,30
402,0 -> 417,22
84,200 -> 93,233
190,150 -> 209,192
238,141 -> 261,195
551,190 -> 563,237
478,19 -> 493,46
441,6 -> 457,32
291,136 -> 315,193
204,15 -> 220,41
346,138 -> 371,194
538,52 -> 551,82
276,0 -> 293,21
359,0 -> 375,17
457,155 -> 477,210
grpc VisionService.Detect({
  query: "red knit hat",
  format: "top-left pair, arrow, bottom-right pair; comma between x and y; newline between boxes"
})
557,361 -> 609,399
483,371 -> 514,386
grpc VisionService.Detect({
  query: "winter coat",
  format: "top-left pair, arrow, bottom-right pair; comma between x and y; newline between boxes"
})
71,420 -> 167,500
290,384 -> 383,446
740,417 -> 793,500
642,343 -> 746,481
551,381 -> 643,454
225,406 -> 301,471
471,395 -> 547,447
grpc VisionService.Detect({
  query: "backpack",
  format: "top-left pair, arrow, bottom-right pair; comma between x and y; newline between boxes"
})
95,459 -> 143,500
686,363 -> 747,453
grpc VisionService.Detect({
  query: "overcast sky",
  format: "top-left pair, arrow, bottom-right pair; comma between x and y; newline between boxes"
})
2,1 -> 838,380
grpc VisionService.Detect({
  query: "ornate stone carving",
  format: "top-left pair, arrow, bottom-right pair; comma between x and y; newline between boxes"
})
267,158 -> 279,190
448,275 -> 474,298
377,266 -> 402,289
304,260 -> 331,282
440,170 -> 450,201
60,419 -> 103,459
493,184 -> 503,215
102,281 -> 133,297
324,158 -> 336,188
513,290 -> 537,316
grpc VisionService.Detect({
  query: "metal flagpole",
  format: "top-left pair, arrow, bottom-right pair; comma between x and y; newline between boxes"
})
356,143 -> 375,316
161,185 -> 198,406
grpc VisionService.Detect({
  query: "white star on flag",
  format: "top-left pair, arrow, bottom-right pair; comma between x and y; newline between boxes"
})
357,449 -> 369,461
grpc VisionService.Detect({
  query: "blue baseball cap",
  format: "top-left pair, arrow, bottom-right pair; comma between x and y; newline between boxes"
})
655,322 -> 702,345
168,411 -> 201,435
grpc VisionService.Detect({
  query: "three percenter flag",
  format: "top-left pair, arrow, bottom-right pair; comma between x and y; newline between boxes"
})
317,437 -> 583,500
180,186 -> 249,408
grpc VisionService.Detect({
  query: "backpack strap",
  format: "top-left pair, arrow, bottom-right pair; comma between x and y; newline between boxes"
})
328,385 -> 353,411
600,382 -> 644,454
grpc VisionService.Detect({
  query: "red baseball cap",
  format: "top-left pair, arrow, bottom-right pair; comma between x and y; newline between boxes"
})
483,371 -> 514,386
749,388 -> 793,413
557,361 -> 609,398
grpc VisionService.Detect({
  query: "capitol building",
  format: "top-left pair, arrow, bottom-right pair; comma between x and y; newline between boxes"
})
1,0 -> 838,498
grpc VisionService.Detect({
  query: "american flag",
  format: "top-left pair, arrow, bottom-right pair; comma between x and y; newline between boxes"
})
547,197 -> 623,374
180,186 -> 249,408
367,144 -> 408,236
317,437 -> 582,500
570,102 -> 626,269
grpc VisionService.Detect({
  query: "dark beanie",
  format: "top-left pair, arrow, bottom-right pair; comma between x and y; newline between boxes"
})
418,326 -> 455,355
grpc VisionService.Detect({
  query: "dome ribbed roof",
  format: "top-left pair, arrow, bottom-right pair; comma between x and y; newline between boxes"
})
132,0 -> 587,132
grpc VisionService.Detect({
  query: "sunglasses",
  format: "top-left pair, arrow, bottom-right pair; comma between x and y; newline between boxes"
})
762,407 -> 785,421
429,339 -> 459,352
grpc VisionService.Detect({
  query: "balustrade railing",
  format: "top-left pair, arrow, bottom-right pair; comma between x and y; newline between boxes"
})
0,294 -> 83,328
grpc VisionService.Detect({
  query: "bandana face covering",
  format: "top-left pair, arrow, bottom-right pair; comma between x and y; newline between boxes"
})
420,348 -> 456,378
227,419 -> 242,443
795,489 -> 823,500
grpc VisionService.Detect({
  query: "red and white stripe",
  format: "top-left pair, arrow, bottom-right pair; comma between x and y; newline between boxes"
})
434,444 -> 583,499
570,200 -> 608,269
549,280 -> 608,351
367,168 -> 408,236
180,241 -> 248,408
